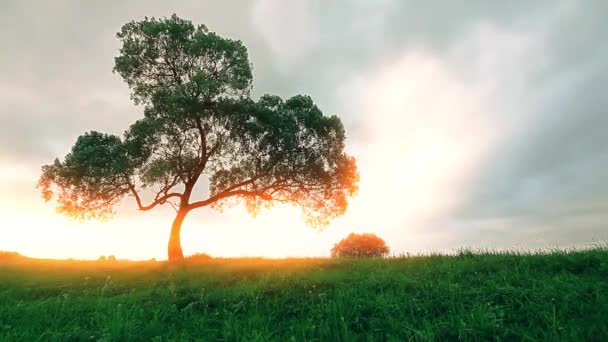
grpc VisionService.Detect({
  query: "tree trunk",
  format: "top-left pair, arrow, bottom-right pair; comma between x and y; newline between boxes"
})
168,209 -> 188,261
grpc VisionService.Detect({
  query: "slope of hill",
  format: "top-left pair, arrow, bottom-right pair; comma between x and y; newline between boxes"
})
1,248 -> 607,341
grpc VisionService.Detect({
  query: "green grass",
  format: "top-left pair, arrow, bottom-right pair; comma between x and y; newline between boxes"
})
1,247 -> 607,341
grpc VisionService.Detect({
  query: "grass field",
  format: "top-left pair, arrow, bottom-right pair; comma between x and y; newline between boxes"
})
1,248 -> 607,341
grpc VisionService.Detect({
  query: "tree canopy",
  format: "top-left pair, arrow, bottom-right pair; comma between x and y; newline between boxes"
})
38,15 -> 359,260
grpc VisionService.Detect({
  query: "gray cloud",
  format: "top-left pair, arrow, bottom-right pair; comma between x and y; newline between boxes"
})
454,2 -> 608,228
251,0 -> 608,248
1,0 -> 607,253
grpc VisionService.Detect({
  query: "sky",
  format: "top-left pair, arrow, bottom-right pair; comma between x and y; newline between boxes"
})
1,1 -> 607,260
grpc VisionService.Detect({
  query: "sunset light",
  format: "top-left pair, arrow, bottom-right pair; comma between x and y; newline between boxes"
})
1,52 -> 498,261
2,2 -> 606,340
2,28 -> 604,259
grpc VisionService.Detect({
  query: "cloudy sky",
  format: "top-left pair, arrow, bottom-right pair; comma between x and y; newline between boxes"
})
1,1 -> 606,259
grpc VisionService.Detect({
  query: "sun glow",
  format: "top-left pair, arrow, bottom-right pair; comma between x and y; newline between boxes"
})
334,51 -> 498,249
1,49 -> 501,261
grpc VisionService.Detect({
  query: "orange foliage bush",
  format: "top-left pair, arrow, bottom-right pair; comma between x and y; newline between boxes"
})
331,233 -> 389,258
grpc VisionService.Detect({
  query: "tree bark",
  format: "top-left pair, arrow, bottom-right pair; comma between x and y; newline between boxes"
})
168,209 -> 188,261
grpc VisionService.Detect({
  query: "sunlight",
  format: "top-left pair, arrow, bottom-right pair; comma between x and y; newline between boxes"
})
1,3 -> 605,339
335,51 -> 498,249
0,51 -> 498,260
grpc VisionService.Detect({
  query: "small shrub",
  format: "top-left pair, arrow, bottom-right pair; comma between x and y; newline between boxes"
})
331,233 -> 390,258
185,253 -> 212,262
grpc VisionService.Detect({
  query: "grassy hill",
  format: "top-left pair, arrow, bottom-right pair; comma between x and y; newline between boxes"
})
1,248 -> 607,341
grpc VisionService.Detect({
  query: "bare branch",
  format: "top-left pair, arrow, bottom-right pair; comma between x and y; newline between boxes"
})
128,184 -> 182,211
168,200 -> 180,212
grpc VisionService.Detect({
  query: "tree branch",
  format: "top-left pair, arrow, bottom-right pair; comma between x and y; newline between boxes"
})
195,117 -> 207,162
186,189 -> 272,211
167,200 -> 180,212
128,185 -> 182,211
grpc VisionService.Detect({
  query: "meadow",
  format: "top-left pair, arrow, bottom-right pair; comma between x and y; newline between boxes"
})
1,247 -> 607,341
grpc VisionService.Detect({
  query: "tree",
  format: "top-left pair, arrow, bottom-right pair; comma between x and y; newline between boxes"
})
38,15 -> 359,261
331,233 -> 389,258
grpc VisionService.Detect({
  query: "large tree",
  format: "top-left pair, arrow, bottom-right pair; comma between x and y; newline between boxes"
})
38,15 -> 359,261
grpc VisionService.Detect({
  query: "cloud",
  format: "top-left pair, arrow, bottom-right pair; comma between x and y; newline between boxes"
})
453,2 -> 608,220
252,0 -> 320,72
329,20 -> 547,251
1,0 -> 607,257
